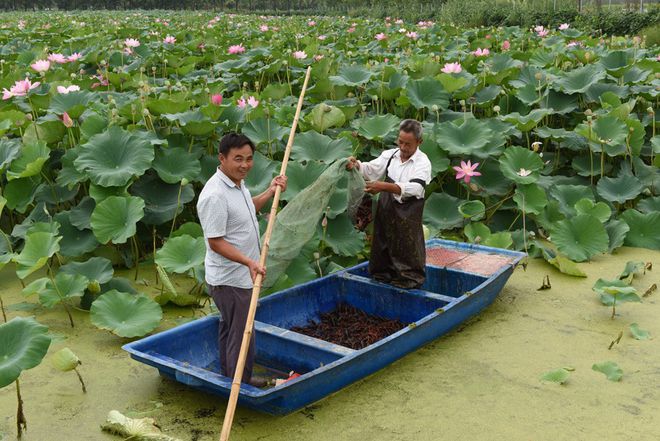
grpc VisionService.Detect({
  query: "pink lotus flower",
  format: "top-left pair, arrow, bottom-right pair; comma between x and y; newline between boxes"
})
567,41 -> 581,48
124,38 -> 140,48
657,54 -> 660,61
375,33 -> 387,41
210,94 -> 223,105
163,35 -> 176,44
314,54 -> 324,61
228,44 -> 246,54
57,85 -> 80,94
17,20 -> 26,30
472,48 -> 490,57
247,96 -> 259,108
31,59 -> 50,72
124,47 -> 134,55
307,20 -> 316,26
406,31 -> 418,39
347,27 -> 355,33
441,62 -> 462,74
293,50 -> 307,60
48,53 -> 67,64
453,160 -> 481,183
2,77 -> 40,100
61,112 -> 74,128
90,74 -> 108,89
559,23 -> 570,30
395,19 -> 404,25
318,35 -> 327,40
237,96 -> 259,109
67,52 -> 82,62
537,29 -> 549,37
237,98 -> 247,109
260,24 -> 269,32
534,25 -> 545,33
502,40 -> 511,51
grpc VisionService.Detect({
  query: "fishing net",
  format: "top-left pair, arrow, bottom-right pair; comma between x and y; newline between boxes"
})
263,159 -> 366,288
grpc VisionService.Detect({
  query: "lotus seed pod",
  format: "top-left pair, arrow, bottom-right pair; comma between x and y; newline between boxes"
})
534,72 -> 543,81
181,178 -> 189,186
647,107 -> 654,114
88,280 -> 101,294
584,109 -> 593,116
26,114 -> 33,121
431,104 -> 439,112
587,115 -> 592,121
371,95 -> 378,101
70,73 -> 76,79
100,59 -> 106,65
313,252 -> 320,260
111,108 -> 118,117
142,108 -> 150,115
584,52 -> 591,61
493,105 -> 500,113
459,99 -> 465,106
140,66 -> 145,72
468,182 -> 479,192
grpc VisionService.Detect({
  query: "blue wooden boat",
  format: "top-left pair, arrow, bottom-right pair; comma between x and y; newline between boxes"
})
123,239 -> 525,415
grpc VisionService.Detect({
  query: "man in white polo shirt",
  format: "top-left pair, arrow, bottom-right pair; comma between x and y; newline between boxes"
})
197,133 -> 286,387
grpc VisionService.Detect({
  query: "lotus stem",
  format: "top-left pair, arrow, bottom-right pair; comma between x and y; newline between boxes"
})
611,298 -> 616,320
74,367 -> 87,393
0,295 -> 6,323
132,235 -> 140,281
16,379 -> 26,437
169,183 -> 184,237
48,263 -> 75,328
153,227 -> 159,285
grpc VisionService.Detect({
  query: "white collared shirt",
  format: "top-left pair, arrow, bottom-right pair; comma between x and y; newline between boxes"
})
357,148 -> 432,203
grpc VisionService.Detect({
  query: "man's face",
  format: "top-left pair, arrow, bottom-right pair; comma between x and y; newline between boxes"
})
219,144 -> 254,184
397,130 -> 421,160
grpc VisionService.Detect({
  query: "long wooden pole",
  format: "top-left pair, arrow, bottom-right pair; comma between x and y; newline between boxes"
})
219,66 -> 312,441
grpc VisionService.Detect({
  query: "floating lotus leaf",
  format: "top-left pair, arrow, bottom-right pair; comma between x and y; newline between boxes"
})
550,214 -> 609,262
424,193 -> 464,231
538,244 -> 587,277
130,173 -> 194,225
464,222 -> 491,243
574,198 -> 611,223
482,232 -> 513,249
13,231 -> 61,279
502,109 -> 552,132
549,185 -> 594,217
50,347 -> 80,372
241,118 -> 289,148
23,272 -> 88,308
555,64 -> 606,94
155,235 -> 205,274
540,368 -> 570,385
60,256 -> 114,287
352,114 -> 400,141
244,151 -> 278,195
0,138 -> 21,171
291,131 -> 353,163
619,261 -> 645,284
596,174 -> 643,204
592,361 -> 623,382
281,160 -> 327,202
0,317 -> 51,388
322,213 -> 365,256
306,103 -> 346,132
75,126 -> 154,187
90,290 -> 162,338
329,65 -> 374,87
513,184 -> 548,215
630,323 -> 650,341
434,118 -> 492,156
101,410 -> 182,441
458,200 -> 485,221
620,209 -> 660,250
498,146 -> 544,184
6,140 -> 50,181
605,219 -> 630,252
49,91 -> 94,119
152,147 -> 201,184
54,212 -> 98,257
405,77 -> 450,110
90,195 -> 145,244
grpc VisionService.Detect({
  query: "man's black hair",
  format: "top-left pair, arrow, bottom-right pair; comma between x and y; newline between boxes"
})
218,133 -> 256,156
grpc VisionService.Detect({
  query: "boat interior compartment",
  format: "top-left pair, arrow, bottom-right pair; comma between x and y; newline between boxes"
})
255,271 -> 450,329
347,264 -> 489,298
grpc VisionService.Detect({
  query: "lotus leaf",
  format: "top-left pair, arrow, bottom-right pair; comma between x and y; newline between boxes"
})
152,147 -> 201,185
424,193 -> 464,231
539,245 -> 587,277
49,91 -> 94,119
13,231 -> 61,279
90,195 -> 145,244
436,73 -> 470,95
23,118 -> 65,145
551,214 -> 609,262
464,222 -> 491,243
291,131 -> 353,163
322,213 -> 365,256
571,156 -> 612,177
596,174 -> 643,204
419,138 -> 450,177
470,160 -> 511,196
605,219 -> 630,253
502,109 -> 552,132
549,185 -> 594,217
574,198 -> 611,223
91,290 -> 162,338
513,184 -> 548,215
280,161 -> 326,201
171,222 -> 204,239
352,114 -> 400,141
244,151 -> 278,195
80,112 -> 108,141
555,64 -> 606,94
630,323 -> 650,341
458,200 -> 485,221
60,256 -> 114,286
620,209 -> 660,250
154,266 -> 200,307
482,232 -> 513,249
242,117 -> 289,148
406,77 -> 449,110
540,368 -> 570,384
0,317 -> 51,388
0,138 -> 21,171
23,272 -> 88,308
75,126 -> 155,187
146,98 -> 192,116
306,103 -> 346,132
6,140 -> 50,181
155,235 -> 205,274
69,197 -> 95,230
129,174 -> 194,225
329,65 -> 374,87
56,148 -> 87,189
434,118 -> 492,156
498,146 -> 544,184
592,361 -> 623,382
637,196 -> 660,214
54,212 -> 99,257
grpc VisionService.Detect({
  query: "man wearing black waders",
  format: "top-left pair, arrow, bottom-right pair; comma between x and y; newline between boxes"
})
347,119 -> 432,289
197,133 -> 286,387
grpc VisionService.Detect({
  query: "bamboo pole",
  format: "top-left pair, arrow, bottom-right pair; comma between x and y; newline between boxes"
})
219,66 -> 312,441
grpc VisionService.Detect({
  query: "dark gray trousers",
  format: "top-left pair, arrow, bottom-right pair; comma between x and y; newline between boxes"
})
208,284 -> 255,381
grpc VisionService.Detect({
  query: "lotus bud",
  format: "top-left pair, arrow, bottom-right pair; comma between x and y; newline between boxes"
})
62,112 -> 74,128
152,66 -> 157,72
164,59 -> 168,64
459,99 -> 466,106
371,95 -> 378,101
181,178 -> 189,186
70,73 -> 76,79
0,60 -> 4,64
431,104 -> 439,112
142,108 -> 150,116
584,52 -> 591,61
26,114 -> 33,121
361,105 -> 367,111
99,59 -> 106,66
313,252 -> 320,260
79,69 -> 84,75
531,141 -> 542,152
88,280 -> 101,294
282,60 -> 288,65
584,109 -> 592,117
493,105 -> 500,113
140,66 -> 145,72
647,107 -> 654,114
347,92 -> 355,98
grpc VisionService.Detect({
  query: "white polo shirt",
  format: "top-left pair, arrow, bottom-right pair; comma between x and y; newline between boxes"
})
358,148 -> 432,203
197,168 -> 261,289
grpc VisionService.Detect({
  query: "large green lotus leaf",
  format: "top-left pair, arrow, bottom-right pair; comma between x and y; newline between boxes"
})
89,183 -> 130,203
474,85 -> 501,105
513,184 -> 548,215
585,82 -> 629,103
60,256 -> 114,286
56,148 -> 87,189
574,198 -> 611,223
549,185 -> 594,217
550,214 -> 609,262
515,84 -> 544,106
80,112 -> 108,142
621,209 -> 660,250
49,91 -> 94,119
0,317 -> 51,388
6,140 -> 50,181
434,118 -> 492,156
458,200 -> 485,221
599,50 -> 631,74
244,151 -> 278,195
90,290 -> 162,338
130,173 -> 194,225
352,114 -> 400,141
161,110 -> 216,136
436,72 -> 470,94
543,90 -> 579,115
242,118 -> 289,148
571,156 -> 612,177
155,235 -> 206,274
592,361 -> 623,382
596,174 -> 643,204
75,126 -> 155,187
424,193 -> 464,231
69,197 -> 95,230
419,138 -> 450,177
0,137 -> 21,171
538,244 -> 587,277
605,219 -> 630,252
624,119 -> 644,158
146,98 -> 192,116
405,77 -> 450,110
152,147 -> 201,184
13,231 -> 61,279
306,103 -> 346,132
482,232 -> 513,249
90,196 -> 145,244
575,116 -> 628,157
171,222 -> 203,239
623,66 -> 651,84
291,131 -> 352,163
34,272 -> 88,308
637,196 -> 660,214
34,182 -> 78,206
54,212 -> 98,257
23,119 -> 66,145
10,204 -> 52,239
281,161 -> 327,202
470,160 -> 511,196
498,146 -> 544,184
502,109 -> 552,132
322,213 -> 365,256
329,65 -> 374,87
555,64 -> 606,94
464,222 -> 491,243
